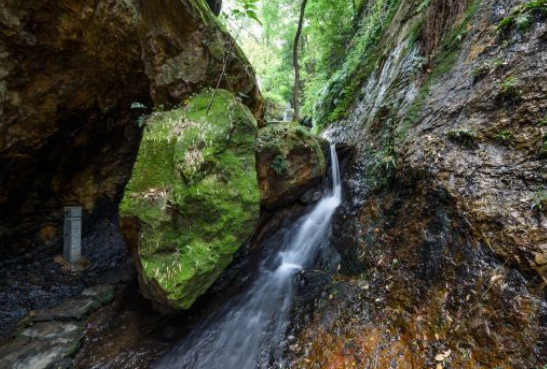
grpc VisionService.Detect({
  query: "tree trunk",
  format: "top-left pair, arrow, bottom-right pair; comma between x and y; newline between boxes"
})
292,0 -> 308,122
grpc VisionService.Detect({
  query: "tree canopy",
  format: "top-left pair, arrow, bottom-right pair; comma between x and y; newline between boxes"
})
221,0 -> 367,126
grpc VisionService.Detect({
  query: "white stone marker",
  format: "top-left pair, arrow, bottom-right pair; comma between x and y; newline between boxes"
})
63,207 -> 82,264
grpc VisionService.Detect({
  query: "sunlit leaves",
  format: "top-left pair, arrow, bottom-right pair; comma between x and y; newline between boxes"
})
230,0 -> 262,24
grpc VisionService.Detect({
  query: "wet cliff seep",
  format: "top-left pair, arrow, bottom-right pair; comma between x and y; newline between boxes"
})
290,0 -> 547,367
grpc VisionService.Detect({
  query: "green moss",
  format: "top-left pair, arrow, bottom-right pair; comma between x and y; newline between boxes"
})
121,89 -> 260,310
408,19 -> 425,48
256,122 -> 325,170
494,76 -> 523,105
186,0 -> 220,27
256,122 -> 326,194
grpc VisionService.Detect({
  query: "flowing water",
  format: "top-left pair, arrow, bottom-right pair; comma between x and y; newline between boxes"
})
156,144 -> 342,369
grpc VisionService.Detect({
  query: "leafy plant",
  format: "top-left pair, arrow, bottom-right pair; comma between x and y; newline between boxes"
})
536,116 -> 547,127
230,0 -> 262,24
515,12 -> 532,30
493,57 -> 506,68
497,0 -> 547,34
501,76 -> 518,92
531,188 -> 547,211
271,155 -> 289,175
447,129 -> 478,147
497,76 -> 521,100
493,130 -> 514,141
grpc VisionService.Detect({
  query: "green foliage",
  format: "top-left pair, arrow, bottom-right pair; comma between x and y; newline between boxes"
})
497,76 -> 522,100
121,89 -> 260,310
500,76 -> 518,92
493,130 -> 514,141
230,0 -> 262,24
223,0 -> 375,127
447,129 -> 478,148
271,155 -> 289,175
314,0 -> 402,128
493,57 -> 506,68
536,116 -> 547,127
368,143 -> 397,190
515,12 -> 532,30
497,0 -> 547,34
531,188 -> 547,211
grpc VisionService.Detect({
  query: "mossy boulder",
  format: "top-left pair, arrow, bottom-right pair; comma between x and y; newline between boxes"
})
121,89 -> 260,312
256,123 -> 327,209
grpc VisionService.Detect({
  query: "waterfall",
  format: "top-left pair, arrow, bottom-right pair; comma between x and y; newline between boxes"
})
156,144 -> 342,369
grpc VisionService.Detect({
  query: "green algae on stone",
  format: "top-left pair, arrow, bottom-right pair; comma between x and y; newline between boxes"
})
121,89 -> 260,311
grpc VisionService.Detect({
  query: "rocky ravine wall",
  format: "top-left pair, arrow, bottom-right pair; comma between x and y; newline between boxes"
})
293,0 -> 547,367
0,0 -> 261,337
0,0 -> 261,259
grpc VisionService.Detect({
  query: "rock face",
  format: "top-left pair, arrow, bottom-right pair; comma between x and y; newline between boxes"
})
121,89 -> 260,312
293,0 -> 547,367
256,123 -> 327,209
0,0 -> 261,259
0,283 -> 114,369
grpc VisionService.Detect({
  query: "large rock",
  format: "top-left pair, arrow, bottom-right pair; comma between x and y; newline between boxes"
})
0,0 -> 261,259
121,89 -> 260,312
256,123 -> 327,209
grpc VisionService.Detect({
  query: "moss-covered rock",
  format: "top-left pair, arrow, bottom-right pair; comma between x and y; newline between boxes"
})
121,89 -> 260,312
256,123 -> 327,209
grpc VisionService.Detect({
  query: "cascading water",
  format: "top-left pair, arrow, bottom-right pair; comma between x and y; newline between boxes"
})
157,144 -> 342,369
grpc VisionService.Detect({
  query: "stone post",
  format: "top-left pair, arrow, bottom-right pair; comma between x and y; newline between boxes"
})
63,207 -> 82,264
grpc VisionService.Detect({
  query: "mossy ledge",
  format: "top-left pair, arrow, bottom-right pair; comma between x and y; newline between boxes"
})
121,89 -> 260,312
256,123 -> 327,209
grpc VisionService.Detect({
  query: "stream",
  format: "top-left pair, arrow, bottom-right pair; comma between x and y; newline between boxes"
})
156,144 -> 342,369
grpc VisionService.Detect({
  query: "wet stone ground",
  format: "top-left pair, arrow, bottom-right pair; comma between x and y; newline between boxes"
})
0,219 -> 134,339
0,285 -> 115,368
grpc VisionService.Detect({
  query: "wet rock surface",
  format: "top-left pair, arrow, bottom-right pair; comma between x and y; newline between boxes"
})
0,217 -> 133,338
256,123 -> 328,209
0,284 -> 114,369
291,0 -> 547,367
32,298 -> 101,323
